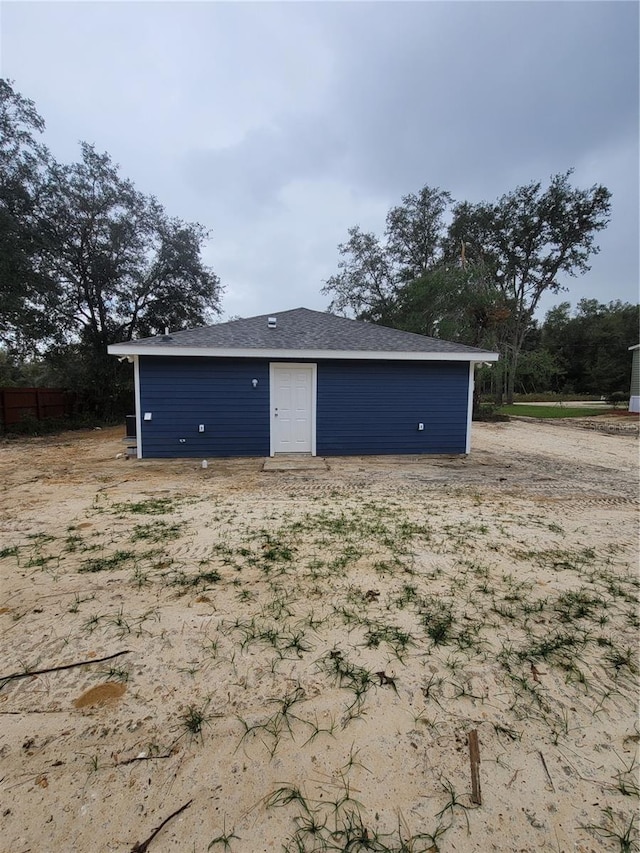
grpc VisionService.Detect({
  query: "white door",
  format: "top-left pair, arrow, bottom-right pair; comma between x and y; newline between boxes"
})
270,365 -> 315,454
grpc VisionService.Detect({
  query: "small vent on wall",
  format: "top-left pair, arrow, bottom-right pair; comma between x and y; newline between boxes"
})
268,317 -> 277,328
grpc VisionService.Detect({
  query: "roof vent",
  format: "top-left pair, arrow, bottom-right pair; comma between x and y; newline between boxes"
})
268,316 -> 277,329
161,326 -> 173,341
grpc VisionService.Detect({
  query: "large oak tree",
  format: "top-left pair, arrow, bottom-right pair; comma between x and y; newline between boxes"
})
38,142 -> 221,351
446,172 -> 611,402
0,80 -> 222,416
323,174 -> 612,404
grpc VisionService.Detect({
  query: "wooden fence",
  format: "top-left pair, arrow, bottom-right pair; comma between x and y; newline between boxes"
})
0,387 -> 76,429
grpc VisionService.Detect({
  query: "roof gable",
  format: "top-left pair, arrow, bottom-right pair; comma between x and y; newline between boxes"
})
108,307 -> 499,361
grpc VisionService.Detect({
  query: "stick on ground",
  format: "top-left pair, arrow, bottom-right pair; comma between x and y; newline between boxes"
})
116,751 -> 174,766
0,650 -> 132,689
130,799 -> 193,852
538,750 -> 555,792
468,728 -> 482,805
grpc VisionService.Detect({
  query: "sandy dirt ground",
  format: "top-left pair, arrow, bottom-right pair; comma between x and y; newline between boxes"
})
0,419 -> 638,853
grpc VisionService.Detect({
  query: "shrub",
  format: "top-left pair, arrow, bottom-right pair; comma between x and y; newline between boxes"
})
473,403 -> 510,422
606,391 -> 628,409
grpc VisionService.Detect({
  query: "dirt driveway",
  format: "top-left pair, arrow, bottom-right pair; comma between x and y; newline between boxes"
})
0,421 -> 638,853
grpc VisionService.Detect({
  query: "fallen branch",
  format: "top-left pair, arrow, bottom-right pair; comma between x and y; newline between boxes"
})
115,751 -> 175,766
506,768 -> 521,788
0,709 -> 69,715
0,650 -> 132,690
538,750 -> 555,792
130,799 -> 193,852
468,729 -> 482,805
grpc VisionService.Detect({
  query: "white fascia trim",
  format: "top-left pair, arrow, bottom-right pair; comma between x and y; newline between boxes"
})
465,361 -> 475,455
133,355 -> 142,460
628,344 -> 640,351
108,345 -> 499,362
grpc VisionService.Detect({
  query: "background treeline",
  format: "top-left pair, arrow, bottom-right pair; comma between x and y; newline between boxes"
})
510,299 -> 638,398
1,80 -> 637,428
3,295 -> 634,401
0,80 -> 222,421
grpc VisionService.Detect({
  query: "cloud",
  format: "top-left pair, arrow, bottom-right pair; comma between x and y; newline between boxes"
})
319,2 -> 639,201
1,0 -> 638,317
181,113 -> 346,216
207,178 -> 391,320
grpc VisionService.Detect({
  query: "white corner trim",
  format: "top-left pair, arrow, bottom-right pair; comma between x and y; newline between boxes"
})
269,363 -> 275,458
133,355 -> 142,459
465,361 -> 475,454
107,344 -> 499,362
311,365 -> 317,457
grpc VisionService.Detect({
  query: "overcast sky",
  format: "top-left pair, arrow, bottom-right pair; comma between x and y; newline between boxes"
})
1,1 -> 638,323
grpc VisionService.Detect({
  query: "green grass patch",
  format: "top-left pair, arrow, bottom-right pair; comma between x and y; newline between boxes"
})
79,550 -> 136,573
110,497 -> 175,515
131,520 -> 184,543
0,546 -> 19,559
168,568 -> 221,589
499,405 -> 615,419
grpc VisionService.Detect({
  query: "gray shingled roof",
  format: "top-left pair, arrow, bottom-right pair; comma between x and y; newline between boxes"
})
110,308 -> 494,355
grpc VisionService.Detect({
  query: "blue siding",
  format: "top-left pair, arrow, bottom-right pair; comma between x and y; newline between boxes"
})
139,357 -> 270,458
138,356 -> 470,457
316,360 -> 468,455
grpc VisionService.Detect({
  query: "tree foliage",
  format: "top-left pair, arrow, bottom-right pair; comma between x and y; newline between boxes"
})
323,186 -> 451,320
380,263 -> 510,351
0,80 -> 52,345
385,186 -> 451,282
539,299 -> 638,396
322,225 -> 397,321
38,142 -> 221,350
0,80 -> 222,418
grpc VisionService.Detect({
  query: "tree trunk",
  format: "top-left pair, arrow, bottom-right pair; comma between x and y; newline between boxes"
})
505,329 -> 524,405
492,361 -> 503,405
506,364 -> 516,405
472,369 -> 481,418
